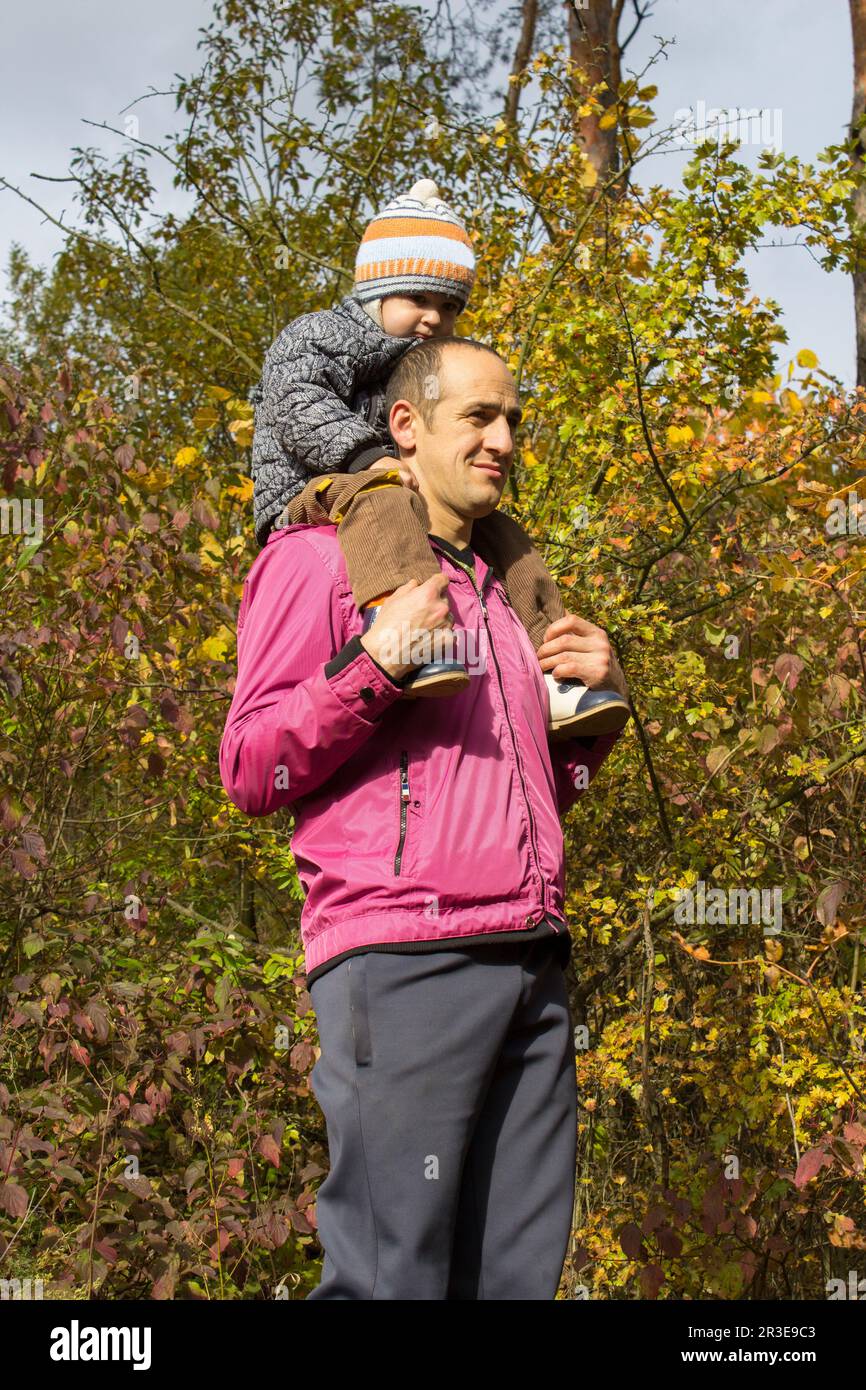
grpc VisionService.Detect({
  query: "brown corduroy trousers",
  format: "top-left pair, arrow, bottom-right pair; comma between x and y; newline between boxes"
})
277,468 -> 567,652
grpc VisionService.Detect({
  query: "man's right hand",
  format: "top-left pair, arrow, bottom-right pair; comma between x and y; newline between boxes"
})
359,575 -> 454,681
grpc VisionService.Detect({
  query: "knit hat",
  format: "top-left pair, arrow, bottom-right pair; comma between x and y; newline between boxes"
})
354,178 -> 476,314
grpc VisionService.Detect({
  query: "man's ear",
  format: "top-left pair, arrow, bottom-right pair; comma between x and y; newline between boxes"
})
388,400 -> 418,454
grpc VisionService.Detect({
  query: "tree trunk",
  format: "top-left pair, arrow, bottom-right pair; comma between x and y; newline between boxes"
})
565,0 -> 626,183
504,0 -> 539,128
850,0 -> 866,386
238,860 -> 257,936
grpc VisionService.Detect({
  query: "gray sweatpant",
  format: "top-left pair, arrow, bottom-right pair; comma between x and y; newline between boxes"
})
306,937 -> 577,1300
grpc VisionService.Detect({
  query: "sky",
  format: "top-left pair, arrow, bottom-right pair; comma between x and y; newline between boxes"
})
0,0 -> 857,384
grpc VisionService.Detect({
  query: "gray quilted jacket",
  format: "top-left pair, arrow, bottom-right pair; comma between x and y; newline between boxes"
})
249,293 -> 421,547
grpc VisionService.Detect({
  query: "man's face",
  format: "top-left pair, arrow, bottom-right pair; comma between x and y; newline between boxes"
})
395,346 -> 522,520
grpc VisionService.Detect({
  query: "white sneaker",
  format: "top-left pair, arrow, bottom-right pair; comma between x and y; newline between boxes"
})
545,674 -> 631,739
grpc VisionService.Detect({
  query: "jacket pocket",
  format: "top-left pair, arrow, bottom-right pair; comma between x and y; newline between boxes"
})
347,956 -> 372,1067
394,749 -> 412,876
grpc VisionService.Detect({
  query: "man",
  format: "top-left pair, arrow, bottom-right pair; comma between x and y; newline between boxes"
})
219,337 -> 629,1299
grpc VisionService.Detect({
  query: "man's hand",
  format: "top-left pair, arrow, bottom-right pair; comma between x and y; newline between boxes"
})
367,457 -> 420,492
536,615 -> 630,701
360,574 -> 454,681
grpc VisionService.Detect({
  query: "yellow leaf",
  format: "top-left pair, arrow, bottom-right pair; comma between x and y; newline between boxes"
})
781,388 -> 803,413
198,626 -> 234,662
174,446 -> 199,469
203,386 -> 232,402
228,419 -> 254,448
140,467 -> 171,492
598,109 -> 618,130
225,476 -> 254,503
578,162 -> 598,189
194,406 -> 220,431
796,348 -> 818,369
199,535 -> 224,562
666,425 -> 694,445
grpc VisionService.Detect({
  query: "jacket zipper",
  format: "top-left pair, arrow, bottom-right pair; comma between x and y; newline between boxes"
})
394,749 -> 411,875
438,553 -> 550,929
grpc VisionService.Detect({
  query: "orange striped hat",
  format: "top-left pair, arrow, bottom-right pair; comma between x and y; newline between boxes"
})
354,178 -> 476,310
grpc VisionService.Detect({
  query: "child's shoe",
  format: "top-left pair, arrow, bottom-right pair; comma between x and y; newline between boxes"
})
545,674 -> 631,739
361,598 -> 470,698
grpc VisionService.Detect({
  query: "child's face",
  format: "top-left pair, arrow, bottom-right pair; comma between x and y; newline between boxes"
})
381,291 -> 461,339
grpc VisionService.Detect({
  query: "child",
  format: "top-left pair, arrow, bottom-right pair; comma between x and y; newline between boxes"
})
249,179 -> 630,738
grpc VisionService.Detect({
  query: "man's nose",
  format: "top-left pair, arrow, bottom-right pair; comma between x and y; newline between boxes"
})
484,416 -> 516,455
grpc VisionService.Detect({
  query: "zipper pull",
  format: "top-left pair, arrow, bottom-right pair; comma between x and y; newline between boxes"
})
400,752 -> 410,801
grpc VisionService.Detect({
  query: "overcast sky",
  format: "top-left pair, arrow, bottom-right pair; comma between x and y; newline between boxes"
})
0,0 -> 856,384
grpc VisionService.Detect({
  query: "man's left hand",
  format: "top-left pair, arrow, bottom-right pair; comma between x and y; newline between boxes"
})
536,615 -> 629,700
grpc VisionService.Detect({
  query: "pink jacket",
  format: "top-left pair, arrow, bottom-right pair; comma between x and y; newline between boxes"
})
219,523 -> 621,977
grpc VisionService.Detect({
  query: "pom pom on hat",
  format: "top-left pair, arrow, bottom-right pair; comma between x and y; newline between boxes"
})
409,178 -> 441,203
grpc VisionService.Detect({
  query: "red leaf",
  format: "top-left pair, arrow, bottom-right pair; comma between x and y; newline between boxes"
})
11,849 -> 36,879
656,1225 -> 683,1257
146,750 -> 166,779
159,694 -> 180,724
816,881 -> 846,928
110,616 -> 129,651
152,1259 -> 179,1299
639,1263 -> 665,1298
191,498 -> 219,531
257,1134 -> 281,1169
794,1146 -> 833,1189
0,1181 -> 29,1218
619,1221 -> 644,1260
21,832 -> 46,864
774,653 -> 804,690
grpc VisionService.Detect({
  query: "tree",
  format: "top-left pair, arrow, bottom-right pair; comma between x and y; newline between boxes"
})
850,0 -> 866,384
1,0 -> 864,1301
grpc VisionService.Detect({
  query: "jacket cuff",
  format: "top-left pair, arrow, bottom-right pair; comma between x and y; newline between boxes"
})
324,635 -> 404,713
346,445 -> 396,474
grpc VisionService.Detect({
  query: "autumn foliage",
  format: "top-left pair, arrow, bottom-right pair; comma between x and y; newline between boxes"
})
1,0 -> 864,1298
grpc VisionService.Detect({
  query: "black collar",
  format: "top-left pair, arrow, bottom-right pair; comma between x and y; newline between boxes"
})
429,532 -> 475,566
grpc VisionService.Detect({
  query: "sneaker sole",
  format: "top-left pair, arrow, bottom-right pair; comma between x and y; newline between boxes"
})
401,669 -> 471,698
549,701 -> 632,739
